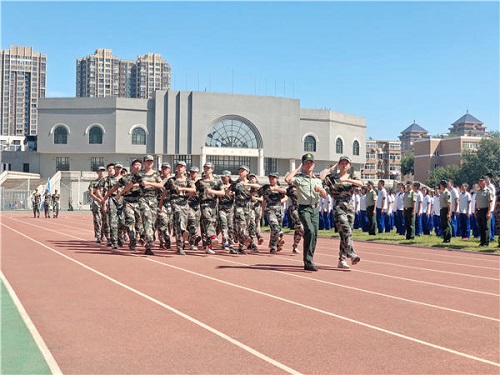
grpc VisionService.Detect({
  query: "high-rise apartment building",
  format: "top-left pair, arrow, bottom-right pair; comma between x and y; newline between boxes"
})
0,46 -> 46,136
362,139 -> 402,181
76,49 -> 171,99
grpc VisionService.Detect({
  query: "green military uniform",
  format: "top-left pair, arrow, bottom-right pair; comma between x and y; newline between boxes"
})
365,186 -> 377,235
136,169 -> 162,253
218,172 -> 235,251
51,192 -> 60,218
43,191 -> 51,218
291,173 -> 323,268
403,187 -> 417,240
88,177 -> 103,241
98,174 -> 120,248
476,183 -> 493,246
230,178 -> 253,253
119,172 -> 142,250
196,176 -> 223,250
439,187 -> 452,243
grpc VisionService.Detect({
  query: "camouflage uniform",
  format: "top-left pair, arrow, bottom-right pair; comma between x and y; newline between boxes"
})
323,172 -> 361,262
43,191 -> 51,218
119,173 -> 142,250
218,181 -> 235,249
187,185 -> 201,247
196,176 -> 223,248
164,176 -> 194,252
157,183 -> 173,250
286,185 -> 303,251
32,191 -> 41,218
98,174 -> 121,247
51,192 -> 60,218
136,170 -> 162,251
88,178 -> 103,241
248,185 -> 263,248
230,178 -> 253,251
260,184 -> 285,252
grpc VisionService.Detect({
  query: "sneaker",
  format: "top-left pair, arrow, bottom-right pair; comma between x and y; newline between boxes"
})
277,246 -> 283,252
223,242 -> 230,251
270,248 -> 277,254
338,260 -> 350,269
177,248 -> 186,255
106,241 -> 112,247
190,244 -> 199,250
278,232 -> 285,246
244,236 -> 252,247
238,247 -> 247,254
292,247 -> 300,254
351,254 -> 360,265
206,246 -> 215,254
229,248 -> 238,254
258,237 -> 264,245
117,239 -> 124,247
210,236 -> 219,247
96,238 -> 101,244
144,248 -> 154,255
112,244 -> 118,250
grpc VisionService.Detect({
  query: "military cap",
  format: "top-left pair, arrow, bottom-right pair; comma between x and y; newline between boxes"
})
239,165 -> 250,172
161,162 -> 171,168
439,180 -> 448,186
203,162 -> 214,168
97,166 -> 106,171
176,160 -> 187,167
143,154 -> 154,162
339,155 -> 352,163
131,158 -> 143,165
222,170 -> 231,176
268,172 -> 279,178
478,175 -> 486,181
367,181 -> 374,186
115,162 -> 123,168
302,153 -> 315,162
406,181 -> 413,186
249,172 -> 256,178
189,166 -> 200,172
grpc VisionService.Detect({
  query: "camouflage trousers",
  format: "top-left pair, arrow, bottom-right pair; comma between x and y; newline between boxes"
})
44,202 -> 51,217
172,201 -> 190,248
53,202 -> 60,218
250,203 -> 263,240
333,201 -> 356,261
156,204 -> 172,246
217,204 -> 235,244
234,202 -> 251,246
123,200 -> 140,245
139,195 -> 158,248
200,201 -> 218,245
104,197 -> 124,246
287,205 -> 304,248
91,202 -> 102,239
266,205 -> 283,249
188,204 -> 201,244
33,204 -> 40,217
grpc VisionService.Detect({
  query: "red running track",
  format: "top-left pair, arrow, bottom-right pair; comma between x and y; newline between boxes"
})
1,211 -> 499,374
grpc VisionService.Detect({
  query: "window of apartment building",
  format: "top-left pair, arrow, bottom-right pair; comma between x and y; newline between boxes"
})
353,140 -> 360,156
364,163 -> 376,170
463,142 -> 478,150
336,138 -> 343,154
132,128 -> 146,145
389,143 -> 401,150
366,152 -> 376,159
56,157 -> 70,171
304,135 -> 316,152
89,126 -> 103,144
23,163 -> 29,173
54,126 -> 68,144
90,157 -> 104,171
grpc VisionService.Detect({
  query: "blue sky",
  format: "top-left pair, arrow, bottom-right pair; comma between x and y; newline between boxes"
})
2,1 -> 499,140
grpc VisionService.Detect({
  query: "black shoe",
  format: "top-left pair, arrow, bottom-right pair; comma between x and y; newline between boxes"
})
304,263 -> 318,271
117,239 -> 124,247
238,248 -> 247,254
144,248 -> 154,255
106,241 -> 112,247
112,244 -> 118,250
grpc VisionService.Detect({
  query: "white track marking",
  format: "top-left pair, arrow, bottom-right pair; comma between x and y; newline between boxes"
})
0,271 -> 63,375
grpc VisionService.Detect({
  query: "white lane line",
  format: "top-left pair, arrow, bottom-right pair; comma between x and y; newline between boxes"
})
0,271 -> 63,375
140,255 -> 500,368
203,256 -> 500,322
1,223 -> 302,375
7,217 -> 499,302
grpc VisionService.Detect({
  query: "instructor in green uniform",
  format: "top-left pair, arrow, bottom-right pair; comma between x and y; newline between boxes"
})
285,153 -> 327,272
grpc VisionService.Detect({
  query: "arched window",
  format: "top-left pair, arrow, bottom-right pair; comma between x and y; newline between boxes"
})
304,135 -> 316,152
336,138 -> 343,154
54,126 -> 68,144
89,126 -> 103,144
205,116 -> 261,148
132,128 -> 146,145
353,140 -> 360,156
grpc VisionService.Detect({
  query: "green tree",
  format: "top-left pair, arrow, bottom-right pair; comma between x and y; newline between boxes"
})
459,132 -> 500,186
426,165 -> 461,188
401,152 -> 414,176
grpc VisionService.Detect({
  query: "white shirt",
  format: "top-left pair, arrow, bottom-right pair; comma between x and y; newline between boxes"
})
386,193 -> 394,215
487,183 -> 496,213
395,191 -> 405,211
376,188 -> 387,209
415,191 -> 423,215
450,187 -> 459,212
458,191 -> 471,215
360,193 -> 367,211
422,194 -> 432,215
432,195 -> 441,216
